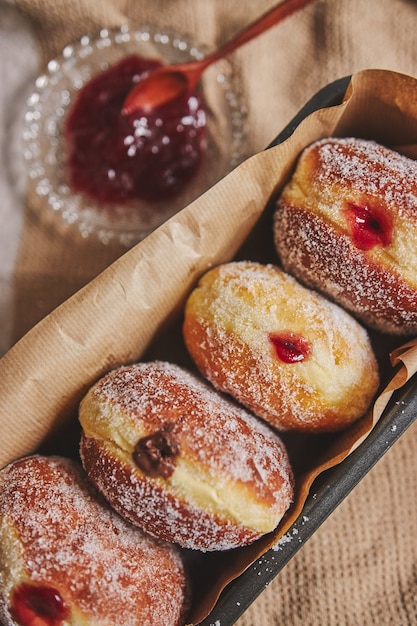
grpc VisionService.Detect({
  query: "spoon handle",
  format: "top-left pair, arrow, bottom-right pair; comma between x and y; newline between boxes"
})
200,0 -> 316,69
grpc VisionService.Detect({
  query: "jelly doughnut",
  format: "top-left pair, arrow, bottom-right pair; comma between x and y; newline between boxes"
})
79,361 -> 294,552
0,455 -> 189,626
183,261 -> 379,432
274,137 -> 417,335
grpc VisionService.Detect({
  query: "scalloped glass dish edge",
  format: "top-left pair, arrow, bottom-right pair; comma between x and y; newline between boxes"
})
21,25 -> 249,246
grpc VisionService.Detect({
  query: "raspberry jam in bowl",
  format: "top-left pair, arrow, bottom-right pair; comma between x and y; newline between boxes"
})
21,26 -> 248,246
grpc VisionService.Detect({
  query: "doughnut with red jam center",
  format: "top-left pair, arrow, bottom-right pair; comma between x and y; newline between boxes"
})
183,261 -> 379,432
0,455 -> 189,626
274,137 -> 417,335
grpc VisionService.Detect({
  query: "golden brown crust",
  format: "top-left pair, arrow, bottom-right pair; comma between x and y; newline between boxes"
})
79,361 -> 294,552
0,455 -> 189,626
274,137 -> 417,335
183,261 -> 380,433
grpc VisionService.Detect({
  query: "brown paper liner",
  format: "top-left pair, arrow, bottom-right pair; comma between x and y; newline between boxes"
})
1,68 -> 417,624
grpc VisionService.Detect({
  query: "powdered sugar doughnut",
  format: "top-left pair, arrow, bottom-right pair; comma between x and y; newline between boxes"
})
274,137 -> 417,335
0,455 -> 189,626
183,261 -> 379,432
79,361 -> 293,552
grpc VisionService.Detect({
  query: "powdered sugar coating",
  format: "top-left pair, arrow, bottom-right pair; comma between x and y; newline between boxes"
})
0,455 -> 189,626
183,261 -> 379,432
274,137 -> 417,334
79,361 -> 294,551
314,138 -> 417,218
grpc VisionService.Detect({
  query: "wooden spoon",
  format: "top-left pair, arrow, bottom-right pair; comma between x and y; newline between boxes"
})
122,0 -> 315,114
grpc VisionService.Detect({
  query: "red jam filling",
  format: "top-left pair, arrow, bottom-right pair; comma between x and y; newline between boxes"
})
269,331 -> 312,363
11,583 -> 69,626
64,54 -> 207,206
342,201 -> 393,251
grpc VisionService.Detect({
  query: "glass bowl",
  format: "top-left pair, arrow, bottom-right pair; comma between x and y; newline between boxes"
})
21,25 -> 248,247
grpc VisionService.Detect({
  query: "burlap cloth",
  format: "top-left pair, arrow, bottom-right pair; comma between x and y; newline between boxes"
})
4,0 -> 417,624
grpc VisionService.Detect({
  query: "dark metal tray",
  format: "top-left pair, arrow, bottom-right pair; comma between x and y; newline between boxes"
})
199,76 -> 417,625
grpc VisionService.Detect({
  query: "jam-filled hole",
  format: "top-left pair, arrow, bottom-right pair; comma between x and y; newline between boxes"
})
133,422 -> 180,479
268,330 -> 312,363
342,201 -> 393,250
11,582 -> 70,626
